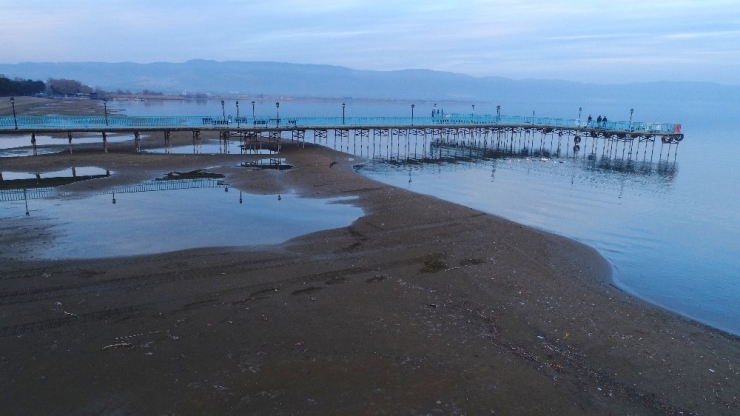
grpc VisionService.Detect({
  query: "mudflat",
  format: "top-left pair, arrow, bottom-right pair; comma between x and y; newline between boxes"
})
1,100 -> 739,415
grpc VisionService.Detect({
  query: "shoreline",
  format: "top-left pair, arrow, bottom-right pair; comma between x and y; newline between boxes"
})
1,138 -> 739,414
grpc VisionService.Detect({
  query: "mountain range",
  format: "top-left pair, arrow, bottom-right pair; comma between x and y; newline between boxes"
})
0,60 -> 736,103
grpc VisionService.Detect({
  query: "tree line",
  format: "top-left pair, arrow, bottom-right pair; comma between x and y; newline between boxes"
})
1,75 -> 163,97
0,76 -> 46,96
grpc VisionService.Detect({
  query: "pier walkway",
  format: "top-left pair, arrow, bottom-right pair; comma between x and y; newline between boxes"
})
0,113 -> 684,160
0,113 -> 681,135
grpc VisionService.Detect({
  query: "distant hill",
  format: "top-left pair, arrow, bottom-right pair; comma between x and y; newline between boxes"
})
1,60 -> 738,120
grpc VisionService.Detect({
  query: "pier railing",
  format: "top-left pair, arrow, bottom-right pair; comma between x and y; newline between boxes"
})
0,179 -> 225,202
0,114 -> 681,134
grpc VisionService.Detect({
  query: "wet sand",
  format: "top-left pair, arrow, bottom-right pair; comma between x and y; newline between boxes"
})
1,101 -> 739,415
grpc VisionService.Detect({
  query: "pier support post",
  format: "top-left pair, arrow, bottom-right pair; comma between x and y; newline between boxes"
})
31,133 -> 37,156
102,131 -> 108,153
268,131 -> 281,153
291,130 -> 306,149
134,132 -> 141,152
220,131 -> 230,154
314,129 -> 327,146
68,132 -> 73,154
334,129 -> 349,153
373,129 -> 389,159
192,131 -> 201,153
354,129 -> 369,156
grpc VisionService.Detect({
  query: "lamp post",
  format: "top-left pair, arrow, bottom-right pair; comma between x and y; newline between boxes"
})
411,104 -> 415,125
251,101 -> 255,125
10,97 -> 18,129
579,107 -> 582,120
472,104 -> 475,117
275,102 -> 279,126
221,100 -> 226,124
236,101 -> 240,128
629,108 -> 634,128
497,105 -> 501,122
433,103 -> 437,118
103,98 -> 109,126
342,102 -> 345,125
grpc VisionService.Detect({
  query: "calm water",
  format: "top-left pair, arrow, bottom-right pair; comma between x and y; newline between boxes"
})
354,101 -> 740,336
0,133 -> 135,157
0,182 -> 362,259
359,134 -> 740,335
3,97 -> 738,335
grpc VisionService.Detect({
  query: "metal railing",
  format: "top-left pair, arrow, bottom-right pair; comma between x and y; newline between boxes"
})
0,179 -> 225,202
0,113 -> 681,134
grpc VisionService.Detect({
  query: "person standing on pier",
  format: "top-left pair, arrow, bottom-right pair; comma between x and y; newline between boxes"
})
587,115 -> 592,127
597,115 -> 602,127
603,116 -> 608,127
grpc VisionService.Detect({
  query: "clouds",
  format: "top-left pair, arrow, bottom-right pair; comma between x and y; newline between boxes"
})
1,0 -> 738,84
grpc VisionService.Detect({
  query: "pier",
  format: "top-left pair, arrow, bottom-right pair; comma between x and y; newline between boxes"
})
0,112 -> 684,163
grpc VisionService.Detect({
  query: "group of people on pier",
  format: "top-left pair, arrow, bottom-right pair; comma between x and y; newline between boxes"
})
586,114 -> 608,128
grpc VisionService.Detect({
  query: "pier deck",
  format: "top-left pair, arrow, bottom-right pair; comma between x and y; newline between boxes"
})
0,113 -> 684,160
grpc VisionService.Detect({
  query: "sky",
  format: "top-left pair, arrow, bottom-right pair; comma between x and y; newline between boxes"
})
1,0 -> 739,85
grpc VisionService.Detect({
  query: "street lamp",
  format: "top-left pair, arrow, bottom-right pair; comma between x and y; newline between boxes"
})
411,104 -> 415,125
472,104 -> 475,117
433,103 -> 437,118
629,108 -> 634,128
275,102 -> 279,126
236,101 -> 240,128
10,97 -> 18,129
579,107 -> 582,120
251,101 -> 255,125
342,102 -> 345,125
497,105 -> 501,122
103,98 -> 109,126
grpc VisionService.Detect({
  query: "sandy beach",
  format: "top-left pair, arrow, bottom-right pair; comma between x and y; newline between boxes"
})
1,99 -> 739,415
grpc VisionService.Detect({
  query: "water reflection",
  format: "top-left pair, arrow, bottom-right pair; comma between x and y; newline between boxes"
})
0,167 -> 111,192
0,177 -> 363,259
360,149 -> 677,195
0,134 -> 134,157
240,158 -> 292,170
356,142 -> 740,335
145,142 -> 276,155
306,126 -> 682,172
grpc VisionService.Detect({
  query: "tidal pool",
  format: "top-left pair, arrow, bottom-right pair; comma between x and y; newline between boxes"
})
1,167 -> 110,181
0,179 -> 363,259
0,134 -> 134,157
145,142 -> 276,155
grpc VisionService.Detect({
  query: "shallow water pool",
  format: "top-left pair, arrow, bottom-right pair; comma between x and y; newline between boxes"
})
0,179 -> 363,259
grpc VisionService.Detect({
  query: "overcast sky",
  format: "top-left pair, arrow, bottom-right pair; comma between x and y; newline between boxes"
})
1,0 -> 739,85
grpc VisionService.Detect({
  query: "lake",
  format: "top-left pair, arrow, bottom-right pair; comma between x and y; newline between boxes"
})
4,96 -> 739,335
